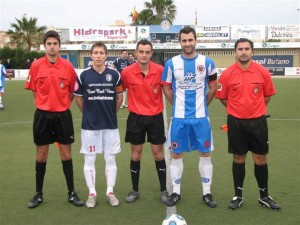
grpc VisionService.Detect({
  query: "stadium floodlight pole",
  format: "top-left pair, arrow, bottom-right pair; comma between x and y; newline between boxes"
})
162,96 -> 176,216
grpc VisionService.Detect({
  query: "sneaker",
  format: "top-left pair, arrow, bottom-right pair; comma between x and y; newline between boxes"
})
229,196 -> 244,210
166,193 -> 181,207
202,193 -> 217,208
68,191 -> 84,206
120,105 -> 124,109
125,190 -> 139,203
160,190 -> 169,204
0,103 -> 4,110
259,196 -> 281,210
106,192 -> 120,206
28,192 -> 43,208
86,195 -> 96,208
122,104 -> 128,108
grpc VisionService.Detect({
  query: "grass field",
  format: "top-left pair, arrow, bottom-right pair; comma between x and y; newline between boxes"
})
0,78 -> 299,225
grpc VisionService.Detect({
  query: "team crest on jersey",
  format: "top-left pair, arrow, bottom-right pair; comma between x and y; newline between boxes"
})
60,81 -> 64,88
26,75 -> 31,82
74,81 -> 79,91
253,86 -> 259,94
106,74 -> 112,82
217,83 -> 222,91
197,65 -> 205,74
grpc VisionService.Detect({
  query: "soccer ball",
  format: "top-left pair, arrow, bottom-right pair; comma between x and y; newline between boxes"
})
162,214 -> 187,225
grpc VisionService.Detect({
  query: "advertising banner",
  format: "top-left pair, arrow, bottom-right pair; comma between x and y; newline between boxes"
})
231,25 -> 265,40
252,55 -> 293,67
267,67 -> 285,76
69,27 -> 136,41
285,67 -> 300,76
267,24 -> 300,40
137,26 -> 150,41
196,26 -> 230,40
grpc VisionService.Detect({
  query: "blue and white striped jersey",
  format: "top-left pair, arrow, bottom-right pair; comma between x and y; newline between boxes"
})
162,54 -> 217,118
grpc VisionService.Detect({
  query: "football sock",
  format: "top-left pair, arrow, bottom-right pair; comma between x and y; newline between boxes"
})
35,161 -> 46,193
104,153 -> 117,195
130,160 -> 140,192
170,158 -> 183,195
155,159 -> 167,191
232,161 -> 245,197
199,156 -> 213,195
62,159 -> 74,194
84,154 -> 97,196
254,163 -> 269,198
122,92 -> 127,105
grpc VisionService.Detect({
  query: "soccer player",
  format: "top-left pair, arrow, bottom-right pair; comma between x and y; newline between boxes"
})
215,38 -> 281,210
122,39 -> 168,204
113,49 -> 130,108
25,30 -> 83,208
74,41 -> 123,208
128,52 -> 137,65
0,57 -> 12,110
162,26 -> 218,208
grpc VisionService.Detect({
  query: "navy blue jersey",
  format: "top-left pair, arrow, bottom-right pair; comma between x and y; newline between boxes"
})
75,66 -> 122,130
113,57 -> 130,73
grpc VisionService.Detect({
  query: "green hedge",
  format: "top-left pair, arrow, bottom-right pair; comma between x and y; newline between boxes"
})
0,46 -> 45,69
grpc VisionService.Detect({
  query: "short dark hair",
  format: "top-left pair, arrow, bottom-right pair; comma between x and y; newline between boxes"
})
179,26 -> 196,41
136,39 -> 153,51
43,30 -> 61,45
234,38 -> 254,50
120,49 -> 127,54
90,41 -> 107,54
128,52 -> 134,57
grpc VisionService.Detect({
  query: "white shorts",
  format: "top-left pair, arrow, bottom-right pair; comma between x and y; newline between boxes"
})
0,86 -> 4,93
80,129 -> 121,155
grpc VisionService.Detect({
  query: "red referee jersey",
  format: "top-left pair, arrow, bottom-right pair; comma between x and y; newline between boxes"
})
121,61 -> 164,116
25,55 -> 77,112
215,61 -> 276,119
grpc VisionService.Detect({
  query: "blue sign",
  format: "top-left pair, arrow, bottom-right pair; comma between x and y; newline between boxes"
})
252,55 -> 293,67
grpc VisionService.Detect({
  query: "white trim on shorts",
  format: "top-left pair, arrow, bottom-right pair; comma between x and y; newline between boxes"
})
80,129 -> 121,155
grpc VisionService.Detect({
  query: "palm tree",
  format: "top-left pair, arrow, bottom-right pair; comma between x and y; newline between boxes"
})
131,0 -> 177,25
6,16 -> 47,51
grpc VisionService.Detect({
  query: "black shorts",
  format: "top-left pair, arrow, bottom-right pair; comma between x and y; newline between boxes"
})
33,109 -> 75,146
125,112 -> 166,145
227,115 -> 269,155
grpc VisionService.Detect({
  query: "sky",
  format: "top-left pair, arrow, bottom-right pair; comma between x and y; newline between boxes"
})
0,0 -> 299,31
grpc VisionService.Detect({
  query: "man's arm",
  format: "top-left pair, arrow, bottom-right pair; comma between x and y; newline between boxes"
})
75,96 -> 83,113
162,85 -> 174,105
220,99 -> 227,107
116,92 -> 123,112
5,73 -> 11,80
206,80 -> 217,106
265,96 -> 272,105
69,93 -> 75,101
